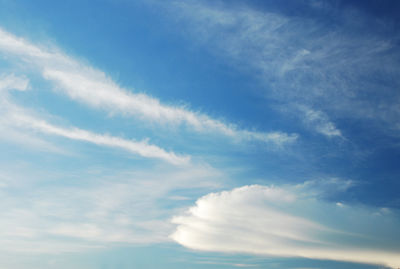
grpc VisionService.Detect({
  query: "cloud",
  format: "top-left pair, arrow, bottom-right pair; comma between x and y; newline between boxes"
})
161,0 -> 400,137
296,105 -> 342,138
0,27 -> 296,146
10,112 -> 190,165
0,73 -> 29,92
0,74 -> 71,154
0,123 -> 68,154
0,74 -> 189,165
171,184 -> 400,268
0,164 -> 222,253
293,177 -> 356,199
195,260 -> 257,267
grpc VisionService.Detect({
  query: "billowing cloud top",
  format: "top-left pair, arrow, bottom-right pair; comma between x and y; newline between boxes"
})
172,184 -> 400,268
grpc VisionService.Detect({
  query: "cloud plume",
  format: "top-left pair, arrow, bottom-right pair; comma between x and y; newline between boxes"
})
171,184 -> 400,268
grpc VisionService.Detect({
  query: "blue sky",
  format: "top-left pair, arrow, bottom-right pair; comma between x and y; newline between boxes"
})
0,0 -> 400,268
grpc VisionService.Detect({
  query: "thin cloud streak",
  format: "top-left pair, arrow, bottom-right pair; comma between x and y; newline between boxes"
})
0,28 -> 297,146
297,105 -> 342,138
11,113 -> 190,165
0,74 -> 189,165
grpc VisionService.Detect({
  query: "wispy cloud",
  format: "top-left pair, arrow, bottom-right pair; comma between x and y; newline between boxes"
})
0,74 -> 71,154
0,27 -> 296,146
171,184 -> 400,268
11,112 -> 190,165
0,164 -> 221,253
161,0 -> 400,137
0,73 -> 29,92
0,74 -> 189,165
195,260 -> 258,267
296,105 -> 342,138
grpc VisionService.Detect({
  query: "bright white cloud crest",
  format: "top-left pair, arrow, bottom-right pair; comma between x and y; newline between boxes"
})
171,184 -> 400,268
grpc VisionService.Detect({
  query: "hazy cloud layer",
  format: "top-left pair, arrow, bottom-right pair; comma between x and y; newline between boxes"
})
0,165 -> 221,254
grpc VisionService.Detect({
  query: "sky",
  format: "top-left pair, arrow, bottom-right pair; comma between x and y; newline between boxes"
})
0,0 -> 400,268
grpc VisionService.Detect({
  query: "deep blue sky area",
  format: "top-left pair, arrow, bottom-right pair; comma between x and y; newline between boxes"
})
0,0 -> 399,268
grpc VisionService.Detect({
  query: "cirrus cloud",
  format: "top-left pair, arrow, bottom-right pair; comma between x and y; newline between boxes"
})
0,27 -> 297,146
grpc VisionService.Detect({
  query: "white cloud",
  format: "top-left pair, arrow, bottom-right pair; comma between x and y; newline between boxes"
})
293,177 -> 356,199
0,27 -> 296,146
11,112 -> 190,165
171,184 -> 400,268
296,105 -> 342,138
0,74 -> 29,92
161,1 -> 400,136
195,260 -> 258,267
0,73 -> 189,165
0,74 -> 69,153
0,123 -> 68,154
0,164 -> 222,253
2,109 -> 189,165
